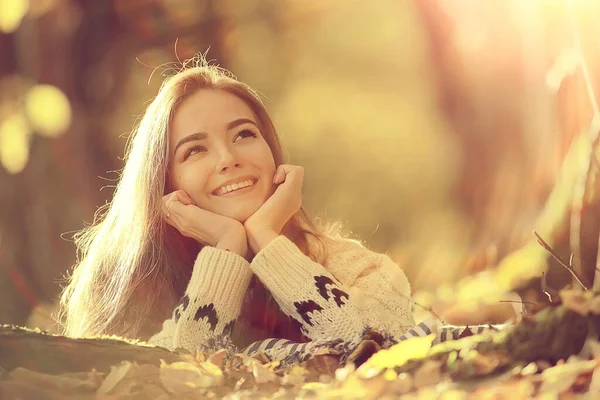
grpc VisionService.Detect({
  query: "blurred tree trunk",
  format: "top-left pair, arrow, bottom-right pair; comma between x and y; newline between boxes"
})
414,0 -> 600,283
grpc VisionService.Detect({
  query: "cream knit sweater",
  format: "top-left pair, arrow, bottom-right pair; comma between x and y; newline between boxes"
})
148,234 -> 416,358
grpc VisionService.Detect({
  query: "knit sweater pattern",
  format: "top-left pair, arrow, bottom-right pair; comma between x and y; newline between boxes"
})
148,235 -> 416,360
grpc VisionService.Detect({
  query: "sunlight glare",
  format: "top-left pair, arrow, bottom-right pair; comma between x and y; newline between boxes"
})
0,113 -> 30,174
0,0 -> 29,33
25,84 -> 72,137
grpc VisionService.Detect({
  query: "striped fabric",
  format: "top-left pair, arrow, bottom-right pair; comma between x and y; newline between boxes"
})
240,318 -> 510,365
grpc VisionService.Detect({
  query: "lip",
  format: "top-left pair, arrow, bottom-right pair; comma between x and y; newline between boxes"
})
212,176 -> 258,196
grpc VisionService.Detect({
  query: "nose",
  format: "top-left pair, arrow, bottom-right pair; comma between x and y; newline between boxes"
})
215,145 -> 241,173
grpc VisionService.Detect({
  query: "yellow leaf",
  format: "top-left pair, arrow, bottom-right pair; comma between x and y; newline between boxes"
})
197,361 -> 223,377
357,334 -> 435,375
495,243 -> 547,290
96,361 -> 134,395
454,271 -> 505,304
159,360 -> 222,394
301,381 -> 329,391
251,362 -> 277,384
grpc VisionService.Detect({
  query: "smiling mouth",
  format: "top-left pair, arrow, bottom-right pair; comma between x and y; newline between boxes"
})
213,179 -> 258,196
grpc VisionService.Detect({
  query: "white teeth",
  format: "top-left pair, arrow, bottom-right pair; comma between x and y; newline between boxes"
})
216,179 -> 255,195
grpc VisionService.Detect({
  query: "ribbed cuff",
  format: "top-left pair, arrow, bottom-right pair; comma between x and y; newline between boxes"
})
251,235 -> 329,299
186,246 -> 252,315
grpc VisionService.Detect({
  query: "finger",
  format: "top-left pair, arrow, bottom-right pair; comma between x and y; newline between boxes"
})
273,165 -> 285,185
161,201 -> 174,224
172,191 -> 186,205
162,193 -> 183,221
276,165 -> 303,185
273,164 -> 294,184
171,189 -> 195,206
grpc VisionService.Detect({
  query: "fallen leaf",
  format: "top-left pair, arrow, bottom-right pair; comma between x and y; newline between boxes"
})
252,361 -> 278,384
413,360 -> 443,389
560,290 -> 592,316
394,372 -> 413,394
204,349 -> 226,368
537,359 -> 598,395
282,365 -> 309,386
357,334 -> 435,376
347,339 -> 382,366
160,360 -> 222,395
302,354 -> 340,377
471,350 -> 511,376
96,361 -> 134,395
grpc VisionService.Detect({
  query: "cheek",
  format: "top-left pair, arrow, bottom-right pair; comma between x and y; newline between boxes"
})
171,163 -> 212,197
256,145 -> 276,174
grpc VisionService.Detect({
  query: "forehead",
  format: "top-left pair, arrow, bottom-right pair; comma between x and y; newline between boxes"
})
170,89 -> 257,141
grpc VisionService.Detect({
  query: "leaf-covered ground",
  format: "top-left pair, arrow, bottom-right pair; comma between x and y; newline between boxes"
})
2,340 -> 600,399
3,290 -> 600,399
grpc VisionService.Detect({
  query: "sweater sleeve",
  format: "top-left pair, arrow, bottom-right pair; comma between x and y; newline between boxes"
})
250,235 -> 415,344
148,246 -> 252,354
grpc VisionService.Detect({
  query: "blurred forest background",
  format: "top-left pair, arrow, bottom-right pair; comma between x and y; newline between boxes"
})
1,0 -> 600,333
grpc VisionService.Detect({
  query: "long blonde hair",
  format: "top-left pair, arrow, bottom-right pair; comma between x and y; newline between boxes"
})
58,58 -> 335,340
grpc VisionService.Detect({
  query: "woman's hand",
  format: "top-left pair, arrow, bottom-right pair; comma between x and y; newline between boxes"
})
244,164 -> 304,253
162,190 -> 248,257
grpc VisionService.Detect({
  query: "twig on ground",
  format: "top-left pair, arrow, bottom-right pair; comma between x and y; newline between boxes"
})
533,231 -> 589,290
411,300 -> 445,324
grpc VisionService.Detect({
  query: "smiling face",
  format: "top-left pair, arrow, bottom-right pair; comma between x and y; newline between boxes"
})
168,89 -> 277,222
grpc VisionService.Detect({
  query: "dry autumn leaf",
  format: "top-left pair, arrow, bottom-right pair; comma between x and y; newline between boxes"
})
537,359 -> 598,395
357,334 -> 435,375
96,361 -> 134,395
252,361 -> 278,384
159,360 -> 223,394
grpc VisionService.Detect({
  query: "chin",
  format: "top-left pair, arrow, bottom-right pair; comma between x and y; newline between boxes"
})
224,211 -> 249,223
221,204 -> 260,223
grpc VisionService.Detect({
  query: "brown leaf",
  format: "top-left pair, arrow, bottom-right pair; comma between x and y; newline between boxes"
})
537,359 -> 597,395
559,290 -> 592,316
471,350 -> 511,376
302,354 -> 341,377
208,349 -> 229,369
159,360 -> 223,395
413,360 -> 443,389
281,365 -> 309,386
347,339 -> 382,367
252,361 -> 278,384
96,361 -> 134,395
251,351 -> 271,364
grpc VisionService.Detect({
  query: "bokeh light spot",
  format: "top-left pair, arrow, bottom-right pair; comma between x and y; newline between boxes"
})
0,113 -> 30,174
25,84 -> 72,137
28,0 -> 58,18
0,0 -> 29,33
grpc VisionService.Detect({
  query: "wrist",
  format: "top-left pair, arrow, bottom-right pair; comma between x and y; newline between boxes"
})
246,226 -> 279,254
216,224 -> 248,257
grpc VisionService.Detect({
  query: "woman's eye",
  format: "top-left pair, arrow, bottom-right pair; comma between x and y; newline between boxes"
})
235,129 -> 258,141
184,145 -> 206,160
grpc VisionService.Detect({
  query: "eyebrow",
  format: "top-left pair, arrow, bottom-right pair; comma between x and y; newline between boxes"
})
173,118 -> 258,155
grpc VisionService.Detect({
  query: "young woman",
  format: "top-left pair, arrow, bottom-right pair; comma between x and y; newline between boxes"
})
58,59 -> 419,364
